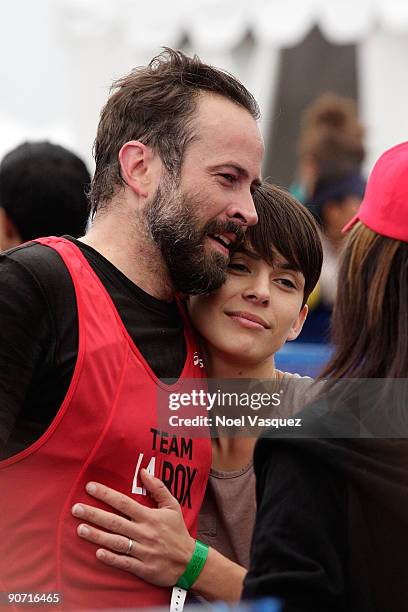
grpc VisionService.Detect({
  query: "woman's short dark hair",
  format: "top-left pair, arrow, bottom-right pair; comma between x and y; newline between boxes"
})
247,183 -> 323,306
90,47 -> 260,215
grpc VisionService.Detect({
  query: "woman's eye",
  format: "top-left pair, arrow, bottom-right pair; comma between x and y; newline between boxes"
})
277,278 -> 296,289
228,263 -> 249,273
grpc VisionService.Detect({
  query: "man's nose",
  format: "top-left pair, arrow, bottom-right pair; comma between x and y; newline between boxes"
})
226,192 -> 258,227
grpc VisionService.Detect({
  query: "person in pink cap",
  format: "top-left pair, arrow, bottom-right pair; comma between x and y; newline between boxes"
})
243,141 -> 408,611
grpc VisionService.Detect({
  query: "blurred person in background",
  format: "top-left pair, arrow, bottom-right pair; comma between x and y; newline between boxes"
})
291,93 -> 366,343
243,141 -> 408,612
0,141 -> 90,250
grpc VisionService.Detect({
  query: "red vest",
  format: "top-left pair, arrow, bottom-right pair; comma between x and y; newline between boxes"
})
0,237 -> 211,609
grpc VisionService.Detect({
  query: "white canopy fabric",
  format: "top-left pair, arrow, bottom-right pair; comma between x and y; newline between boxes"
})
0,0 -> 408,173
57,0 -> 408,49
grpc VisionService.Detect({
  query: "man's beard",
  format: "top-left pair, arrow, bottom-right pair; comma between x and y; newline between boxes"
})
145,178 -> 244,295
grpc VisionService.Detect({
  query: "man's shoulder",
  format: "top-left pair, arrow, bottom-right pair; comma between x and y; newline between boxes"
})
2,239 -> 68,273
0,239 -> 74,303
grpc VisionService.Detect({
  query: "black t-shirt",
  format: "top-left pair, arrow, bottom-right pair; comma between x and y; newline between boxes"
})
0,237 -> 186,459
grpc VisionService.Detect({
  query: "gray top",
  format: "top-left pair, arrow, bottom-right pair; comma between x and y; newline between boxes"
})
197,373 -> 319,568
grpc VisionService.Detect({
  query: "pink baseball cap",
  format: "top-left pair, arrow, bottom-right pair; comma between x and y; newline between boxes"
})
343,141 -> 408,242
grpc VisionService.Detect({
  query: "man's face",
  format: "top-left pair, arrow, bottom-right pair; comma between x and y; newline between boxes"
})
145,94 -> 264,295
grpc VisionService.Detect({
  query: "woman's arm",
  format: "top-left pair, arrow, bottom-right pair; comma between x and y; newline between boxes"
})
72,469 -> 245,601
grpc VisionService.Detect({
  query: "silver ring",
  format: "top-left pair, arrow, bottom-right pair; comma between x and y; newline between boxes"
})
126,538 -> 134,555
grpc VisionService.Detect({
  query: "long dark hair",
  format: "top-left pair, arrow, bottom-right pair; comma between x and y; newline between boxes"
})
320,221 -> 408,379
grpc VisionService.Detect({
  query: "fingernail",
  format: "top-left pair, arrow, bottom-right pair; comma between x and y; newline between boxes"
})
72,504 -> 85,517
78,524 -> 90,536
96,549 -> 106,560
86,482 -> 97,494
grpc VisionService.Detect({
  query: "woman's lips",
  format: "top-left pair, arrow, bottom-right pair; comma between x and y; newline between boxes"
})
226,311 -> 269,330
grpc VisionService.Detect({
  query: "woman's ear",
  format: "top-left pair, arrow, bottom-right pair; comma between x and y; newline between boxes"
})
287,304 -> 308,341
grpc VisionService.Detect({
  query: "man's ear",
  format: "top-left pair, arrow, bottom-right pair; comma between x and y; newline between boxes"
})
0,208 -> 21,250
287,304 -> 308,342
118,141 -> 160,198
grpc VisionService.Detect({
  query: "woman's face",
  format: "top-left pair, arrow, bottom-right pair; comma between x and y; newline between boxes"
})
188,247 -> 308,367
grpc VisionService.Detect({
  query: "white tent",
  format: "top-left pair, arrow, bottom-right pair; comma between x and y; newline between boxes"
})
1,0 -> 407,172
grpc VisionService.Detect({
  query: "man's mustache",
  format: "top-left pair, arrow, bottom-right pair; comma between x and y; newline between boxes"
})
202,219 -> 246,252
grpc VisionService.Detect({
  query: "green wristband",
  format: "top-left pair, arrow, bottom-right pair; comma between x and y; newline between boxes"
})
176,539 -> 209,590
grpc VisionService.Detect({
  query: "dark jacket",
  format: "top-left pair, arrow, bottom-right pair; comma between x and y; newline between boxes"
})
243,388 -> 408,611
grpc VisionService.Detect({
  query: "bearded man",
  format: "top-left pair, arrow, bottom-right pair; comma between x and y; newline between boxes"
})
0,48 -> 263,609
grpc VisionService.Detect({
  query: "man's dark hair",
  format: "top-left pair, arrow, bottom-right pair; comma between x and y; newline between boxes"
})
90,47 -> 260,215
247,183 -> 323,306
0,141 -> 90,241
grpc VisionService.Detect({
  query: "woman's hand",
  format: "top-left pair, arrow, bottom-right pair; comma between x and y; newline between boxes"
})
71,468 -> 195,587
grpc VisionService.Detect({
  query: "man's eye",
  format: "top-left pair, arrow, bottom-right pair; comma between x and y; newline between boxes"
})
219,173 -> 237,183
228,263 -> 249,273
